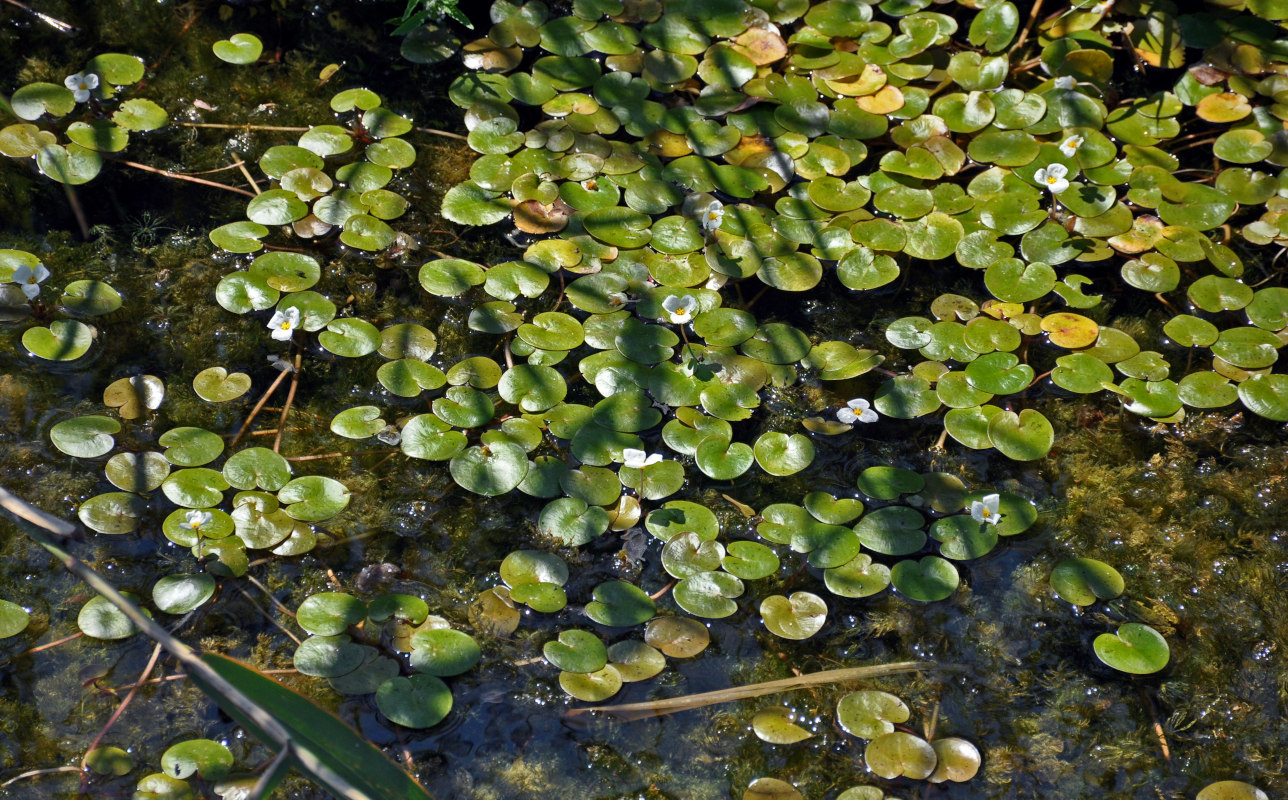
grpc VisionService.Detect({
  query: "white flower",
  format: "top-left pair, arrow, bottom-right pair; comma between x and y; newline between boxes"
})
971,493 -> 1002,525
621,448 -> 662,469
837,398 -> 878,424
1091,0 -> 1113,14
662,294 -> 698,325
1034,163 -> 1070,194
180,510 -> 213,531
701,200 -> 724,232
1058,134 -> 1085,158
64,72 -> 99,103
11,263 -> 50,300
267,306 -> 301,341
1053,76 -> 1076,90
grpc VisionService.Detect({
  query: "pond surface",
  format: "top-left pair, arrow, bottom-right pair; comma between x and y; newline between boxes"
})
1,2 -> 1286,799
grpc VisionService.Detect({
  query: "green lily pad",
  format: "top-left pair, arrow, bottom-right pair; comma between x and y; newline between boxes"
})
152,573 -> 217,615
928,737 -> 982,783
162,468 -> 229,509
223,447 -> 292,492
500,550 -> 569,588
544,629 -> 607,673
105,451 -> 170,492
752,432 -> 815,476
1196,782 -> 1269,800
856,466 -> 924,500
66,120 -> 129,152
874,374 -> 941,419
192,367 -> 251,402
865,732 -> 938,780
586,581 -> 656,627
78,594 -> 139,639
450,442 -> 529,496
376,674 -> 453,729
209,220 -> 269,253
409,629 -> 481,676
539,497 -> 609,546
837,690 -> 909,739
278,476 -> 350,521
854,506 -> 927,556
59,280 -> 122,316
987,409 -> 1054,460
891,556 -> 959,602
78,492 -> 145,534
645,500 -> 719,542
297,592 -> 367,636
330,406 -> 385,440
213,33 -> 263,64
1050,558 -> 1124,606
1239,373 -> 1288,421
50,415 -> 120,458
752,706 -> 813,745
23,319 -> 93,361
112,98 -> 168,132
674,570 -> 744,619
11,82 -> 75,120
760,591 -> 827,640
1093,622 -> 1170,675
824,554 -> 891,598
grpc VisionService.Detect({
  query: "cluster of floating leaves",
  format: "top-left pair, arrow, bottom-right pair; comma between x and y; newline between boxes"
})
290,590 -> 481,729
86,738 -> 245,800
744,693 -> 979,798
484,466 -> 1034,707
1050,554 -> 1170,674
1,248 -> 122,361
422,0 -> 1288,470
51,373 -> 349,586
0,52 -> 166,184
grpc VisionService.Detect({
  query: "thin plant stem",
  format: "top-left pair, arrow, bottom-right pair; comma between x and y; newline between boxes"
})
117,160 -> 257,198
565,662 -> 939,722
228,368 -> 293,448
17,631 -> 83,656
284,448 -> 398,462
61,184 -> 90,239
649,580 -> 676,601
413,126 -> 467,140
235,159 -> 263,196
0,0 -> 75,32
79,643 -> 164,777
0,766 -> 80,789
232,584 -> 301,646
273,353 -> 303,453
1009,0 -> 1047,55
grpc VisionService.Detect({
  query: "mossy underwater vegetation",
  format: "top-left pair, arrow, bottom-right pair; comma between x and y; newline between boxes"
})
1,0 -> 1287,798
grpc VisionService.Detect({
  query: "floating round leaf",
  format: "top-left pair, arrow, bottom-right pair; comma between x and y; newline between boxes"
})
297,592 -> 366,636
278,476 -> 350,521
1238,373 -> 1288,421
930,515 -> 998,560
450,442 -> 529,496
559,665 -> 623,702
78,594 -> 140,639
11,82 -> 75,120
193,367 -> 251,402
376,674 -> 453,728
105,451 -> 170,492
854,506 -> 926,556
213,33 -> 263,64
78,492 -> 145,534
837,690 -> 909,739
330,406 -> 385,440
644,500 -> 719,542
761,591 -> 826,640
865,731 -> 938,780
824,554 -> 891,598
23,319 -> 93,361
891,556 -> 959,602
987,409 -> 1054,461
752,706 -> 813,745
209,220 -> 269,253
544,629 -> 608,674
674,570 -> 744,619
112,99 -> 168,132
539,497 -> 609,546
1093,622 -> 1170,675
60,280 -> 122,316
1050,558 -> 1124,606
223,447 -> 292,492
50,415 -> 119,458
162,468 -> 230,509
586,581 -> 656,627
645,616 -> 709,658
84,746 -> 133,777
161,740 -> 234,782
928,738 -> 981,783
409,628 -> 481,676
1196,782 -> 1269,800
856,466 -> 924,500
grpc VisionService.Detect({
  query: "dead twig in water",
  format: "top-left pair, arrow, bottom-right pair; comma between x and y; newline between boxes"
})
565,661 -> 938,722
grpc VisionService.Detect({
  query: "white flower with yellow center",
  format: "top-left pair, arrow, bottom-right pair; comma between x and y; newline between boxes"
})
1091,0 -> 1113,15
662,294 -> 698,325
180,509 -> 213,531
1034,163 -> 1070,194
971,493 -> 1002,525
621,448 -> 662,469
64,72 -> 99,103
12,263 -> 50,299
837,398 -> 877,424
1058,134 -> 1085,158
267,306 -> 301,341
1054,76 -> 1076,90
701,200 -> 724,233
